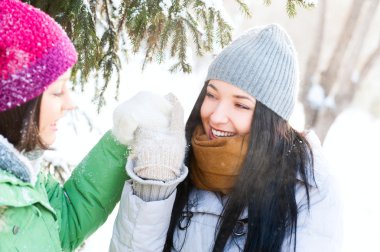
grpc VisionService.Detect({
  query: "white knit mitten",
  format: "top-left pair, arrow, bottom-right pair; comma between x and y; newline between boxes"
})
132,93 -> 186,181
112,91 -> 172,145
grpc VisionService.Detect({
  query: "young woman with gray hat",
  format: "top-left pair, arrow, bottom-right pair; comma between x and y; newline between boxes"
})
110,24 -> 342,252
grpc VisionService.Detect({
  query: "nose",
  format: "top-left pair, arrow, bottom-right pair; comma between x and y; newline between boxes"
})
209,102 -> 229,125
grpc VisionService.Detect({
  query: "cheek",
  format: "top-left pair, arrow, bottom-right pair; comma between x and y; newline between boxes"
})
234,112 -> 254,135
200,100 -> 211,130
39,96 -> 49,130
39,97 -> 58,129
200,100 -> 209,121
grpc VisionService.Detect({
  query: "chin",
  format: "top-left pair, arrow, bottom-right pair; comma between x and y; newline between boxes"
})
40,135 -> 56,146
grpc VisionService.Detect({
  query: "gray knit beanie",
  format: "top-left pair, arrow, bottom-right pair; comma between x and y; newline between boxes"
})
206,24 -> 299,120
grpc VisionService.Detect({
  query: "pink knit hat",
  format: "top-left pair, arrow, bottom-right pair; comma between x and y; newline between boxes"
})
0,0 -> 78,112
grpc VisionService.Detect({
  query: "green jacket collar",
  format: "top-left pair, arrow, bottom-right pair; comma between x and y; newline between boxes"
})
0,135 -> 55,213
0,135 -> 39,184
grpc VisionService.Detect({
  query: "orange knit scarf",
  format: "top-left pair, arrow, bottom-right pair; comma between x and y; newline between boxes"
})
190,125 -> 250,194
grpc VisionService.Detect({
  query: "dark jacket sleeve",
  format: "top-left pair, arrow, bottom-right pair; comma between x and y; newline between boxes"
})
45,131 -> 130,251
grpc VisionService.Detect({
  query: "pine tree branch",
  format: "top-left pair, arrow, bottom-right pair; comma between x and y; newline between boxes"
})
23,0 -> 314,111
234,0 -> 252,17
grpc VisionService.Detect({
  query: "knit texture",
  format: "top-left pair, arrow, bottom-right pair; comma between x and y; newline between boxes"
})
132,94 -> 186,181
206,24 -> 299,120
190,125 -> 250,194
0,0 -> 77,112
126,158 -> 188,201
112,91 -> 172,146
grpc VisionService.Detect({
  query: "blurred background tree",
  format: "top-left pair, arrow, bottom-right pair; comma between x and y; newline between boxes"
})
300,0 -> 380,141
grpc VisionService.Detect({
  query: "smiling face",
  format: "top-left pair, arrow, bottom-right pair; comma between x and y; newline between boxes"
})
200,79 -> 256,140
39,70 -> 75,146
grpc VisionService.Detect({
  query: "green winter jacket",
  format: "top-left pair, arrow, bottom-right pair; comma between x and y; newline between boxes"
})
0,131 -> 129,252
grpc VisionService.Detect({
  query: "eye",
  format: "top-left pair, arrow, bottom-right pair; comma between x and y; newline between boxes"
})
53,91 -> 64,97
235,103 -> 251,110
205,92 -> 216,99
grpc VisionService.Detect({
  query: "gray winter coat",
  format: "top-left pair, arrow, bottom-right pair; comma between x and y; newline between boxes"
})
110,131 -> 343,252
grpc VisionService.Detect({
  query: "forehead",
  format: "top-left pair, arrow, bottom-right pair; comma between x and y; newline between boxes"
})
56,70 -> 71,83
207,79 -> 254,99
47,70 -> 71,89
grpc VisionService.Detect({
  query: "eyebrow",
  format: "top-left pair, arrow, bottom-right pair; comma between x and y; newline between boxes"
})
58,78 -> 70,83
208,83 -> 255,102
55,77 -> 71,86
58,72 -> 71,82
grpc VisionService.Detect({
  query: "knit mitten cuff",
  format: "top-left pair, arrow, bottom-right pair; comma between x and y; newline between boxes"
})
126,159 -> 188,201
133,127 -> 185,181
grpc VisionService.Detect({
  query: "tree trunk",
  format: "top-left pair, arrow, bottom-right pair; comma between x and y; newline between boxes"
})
358,39 -> 380,84
313,0 -> 380,142
300,0 -> 326,128
319,0 -> 365,93
334,0 -> 380,97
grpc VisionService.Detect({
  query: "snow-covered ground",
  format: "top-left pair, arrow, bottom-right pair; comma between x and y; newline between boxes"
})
324,109 -> 380,252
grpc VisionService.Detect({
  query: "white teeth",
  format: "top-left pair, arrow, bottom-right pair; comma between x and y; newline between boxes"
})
211,128 -> 235,137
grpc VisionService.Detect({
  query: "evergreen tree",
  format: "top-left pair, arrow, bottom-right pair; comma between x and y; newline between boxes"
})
24,0 -> 315,110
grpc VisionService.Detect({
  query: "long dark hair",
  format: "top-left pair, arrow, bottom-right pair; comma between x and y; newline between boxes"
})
163,83 -> 314,252
0,95 -> 48,152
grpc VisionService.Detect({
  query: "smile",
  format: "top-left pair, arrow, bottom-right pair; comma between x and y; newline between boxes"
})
211,128 -> 235,137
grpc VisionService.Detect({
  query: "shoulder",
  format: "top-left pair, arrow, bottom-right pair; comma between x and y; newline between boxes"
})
0,135 -> 38,185
294,131 -> 343,251
297,131 -> 341,210
303,131 -> 332,190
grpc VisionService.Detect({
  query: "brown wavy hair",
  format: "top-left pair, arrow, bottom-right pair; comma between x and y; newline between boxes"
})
0,95 -> 48,152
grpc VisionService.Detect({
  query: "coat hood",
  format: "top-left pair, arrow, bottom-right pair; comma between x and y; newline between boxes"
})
0,135 -> 39,184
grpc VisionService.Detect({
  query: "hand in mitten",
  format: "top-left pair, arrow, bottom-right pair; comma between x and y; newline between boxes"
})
112,91 -> 172,145
132,93 -> 186,181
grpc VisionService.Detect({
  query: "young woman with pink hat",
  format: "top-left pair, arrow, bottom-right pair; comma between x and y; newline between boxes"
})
0,0 -> 156,250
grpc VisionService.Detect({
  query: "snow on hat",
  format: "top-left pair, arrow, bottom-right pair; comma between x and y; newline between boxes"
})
0,0 -> 77,112
206,24 -> 299,120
